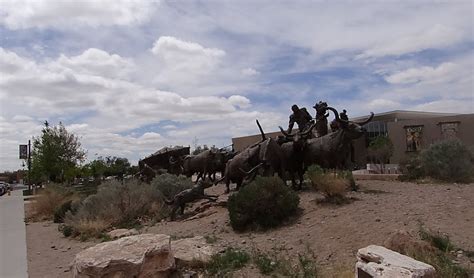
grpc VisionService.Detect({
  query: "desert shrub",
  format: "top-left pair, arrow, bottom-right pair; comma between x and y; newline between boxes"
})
30,184 -> 76,221
399,154 -> 424,181
339,170 -> 357,191
254,252 -> 278,275
421,139 -> 473,183
64,179 -> 165,238
390,227 -> 469,278
58,224 -> 73,237
150,173 -> 193,200
53,199 -> 81,223
228,176 -> 299,231
253,248 -> 318,277
419,227 -> 454,252
400,140 -> 473,183
305,165 -> 350,204
206,248 -> 250,276
304,164 -> 325,184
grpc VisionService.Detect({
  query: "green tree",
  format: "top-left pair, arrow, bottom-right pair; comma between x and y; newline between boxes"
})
83,158 -> 107,180
367,135 -> 394,173
103,156 -> 131,179
31,122 -> 86,183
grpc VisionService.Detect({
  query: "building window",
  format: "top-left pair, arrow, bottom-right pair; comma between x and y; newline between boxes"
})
365,121 -> 388,140
405,126 -> 423,152
439,122 -> 459,140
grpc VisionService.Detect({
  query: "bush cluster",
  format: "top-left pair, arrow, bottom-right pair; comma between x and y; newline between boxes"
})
227,176 -> 299,231
30,184 -> 77,221
305,165 -> 353,203
389,227 -> 470,277
421,139 -> 473,183
150,173 -> 193,200
64,179 -> 165,238
400,139 -> 473,183
206,248 -> 251,276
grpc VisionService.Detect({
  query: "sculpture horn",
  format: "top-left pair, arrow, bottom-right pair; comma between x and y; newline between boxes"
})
239,163 -> 263,175
326,107 -> 345,123
279,126 -> 294,137
300,121 -> 317,137
356,112 -> 374,126
256,119 -> 266,141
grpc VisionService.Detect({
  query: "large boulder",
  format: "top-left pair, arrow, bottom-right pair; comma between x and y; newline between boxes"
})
107,228 -> 139,239
72,234 -> 175,278
172,236 -> 218,267
356,245 -> 436,278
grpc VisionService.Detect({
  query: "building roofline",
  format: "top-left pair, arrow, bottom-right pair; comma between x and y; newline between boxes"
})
350,110 -> 459,121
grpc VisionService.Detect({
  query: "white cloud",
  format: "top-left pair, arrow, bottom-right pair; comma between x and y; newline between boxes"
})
411,99 -> 473,114
228,95 -> 251,109
241,67 -> 260,76
149,36 -> 226,91
54,48 -> 135,79
12,115 -> 34,122
1,2 -> 473,171
359,24 -> 463,58
385,63 -> 459,84
0,0 -> 159,29
0,47 -> 269,170
367,99 -> 400,111
0,48 -> 36,73
151,36 -> 225,59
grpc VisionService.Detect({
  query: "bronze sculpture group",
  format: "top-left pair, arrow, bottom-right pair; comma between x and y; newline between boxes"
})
137,102 -> 373,218
139,101 -> 372,190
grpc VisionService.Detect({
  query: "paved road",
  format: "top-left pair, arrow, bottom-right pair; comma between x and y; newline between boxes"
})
0,189 -> 28,278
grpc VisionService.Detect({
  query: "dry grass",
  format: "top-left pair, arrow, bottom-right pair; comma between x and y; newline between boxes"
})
386,229 -> 470,278
307,167 -> 349,204
63,179 -> 168,239
322,264 -> 354,278
66,218 -> 112,240
29,185 -> 76,221
316,174 -> 349,199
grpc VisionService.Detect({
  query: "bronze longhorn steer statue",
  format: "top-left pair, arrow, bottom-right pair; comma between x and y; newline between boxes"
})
217,120 -> 286,193
278,122 -> 317,189
303,107 -> 374,169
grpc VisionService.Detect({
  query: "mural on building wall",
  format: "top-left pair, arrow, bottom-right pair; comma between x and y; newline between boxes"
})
440,122 -> 459,140
405,126 -> 423,152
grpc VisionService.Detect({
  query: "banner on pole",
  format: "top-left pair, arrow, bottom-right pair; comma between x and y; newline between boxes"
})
19,144 -> 28,159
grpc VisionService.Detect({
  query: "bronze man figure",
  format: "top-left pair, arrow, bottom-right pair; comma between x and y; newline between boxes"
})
287,104 -> 312,134
313,101 -> 329,137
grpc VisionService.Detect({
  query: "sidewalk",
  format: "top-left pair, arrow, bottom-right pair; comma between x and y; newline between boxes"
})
0,190 -> 28,278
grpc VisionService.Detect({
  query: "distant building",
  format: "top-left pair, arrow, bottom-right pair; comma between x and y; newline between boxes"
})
231,110 -> 474,168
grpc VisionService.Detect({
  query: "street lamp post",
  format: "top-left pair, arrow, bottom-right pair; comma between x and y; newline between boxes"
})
19,141 -> 31,191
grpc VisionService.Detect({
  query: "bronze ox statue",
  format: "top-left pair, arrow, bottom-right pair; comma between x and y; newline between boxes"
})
217,120 -> 286,193
302,107 -> 373,169
182,148 -> 235,183
278,107 -> 374,188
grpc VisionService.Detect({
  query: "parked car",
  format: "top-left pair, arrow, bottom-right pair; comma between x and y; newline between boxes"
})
0,182 -> 9,196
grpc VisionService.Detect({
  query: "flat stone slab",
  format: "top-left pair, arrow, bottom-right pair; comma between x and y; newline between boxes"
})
356,245 -> 436,278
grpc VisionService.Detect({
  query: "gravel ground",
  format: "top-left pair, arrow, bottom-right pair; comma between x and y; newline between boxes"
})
26,180 -> 474,277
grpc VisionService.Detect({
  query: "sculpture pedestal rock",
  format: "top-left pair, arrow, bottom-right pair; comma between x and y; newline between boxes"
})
72,234 -> 175,278
107,228 -> 139,239
356,245 -> 436,278
172,236 -> 218,267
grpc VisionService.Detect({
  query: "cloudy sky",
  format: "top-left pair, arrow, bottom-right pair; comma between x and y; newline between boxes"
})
0,0 -> 473,170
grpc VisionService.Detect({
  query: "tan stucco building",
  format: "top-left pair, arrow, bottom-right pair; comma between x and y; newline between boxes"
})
232,110 -> 474,167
